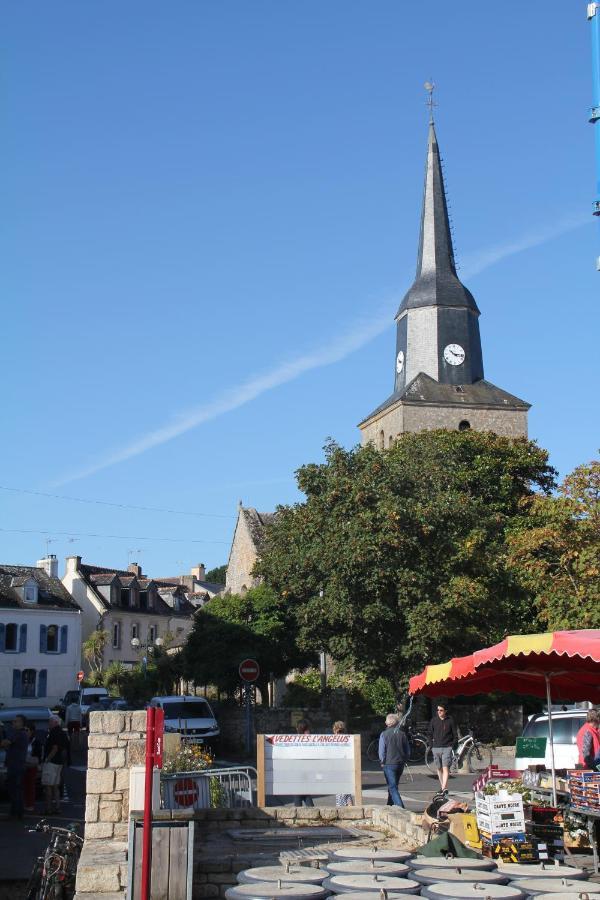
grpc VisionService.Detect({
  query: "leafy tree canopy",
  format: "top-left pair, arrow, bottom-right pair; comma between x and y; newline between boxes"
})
507,458 -> 600,629
256,431 -> 555,690
205,564 -> 227,583
183,585 -> 315,695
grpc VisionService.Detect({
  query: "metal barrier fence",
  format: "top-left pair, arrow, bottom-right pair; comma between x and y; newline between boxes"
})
162,766 -> 257,811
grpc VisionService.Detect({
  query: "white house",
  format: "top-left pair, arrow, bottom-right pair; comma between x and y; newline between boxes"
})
0,556 -> 82,708
63,557 -> 196,669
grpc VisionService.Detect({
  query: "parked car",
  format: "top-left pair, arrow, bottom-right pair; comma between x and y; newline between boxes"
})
150,696 -> 220,747
80,687 -> 109,728
55,689 -> 81,721
515,709 -> 588,770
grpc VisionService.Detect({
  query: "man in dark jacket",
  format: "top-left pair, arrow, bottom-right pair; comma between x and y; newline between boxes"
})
427,701 -> 458,794
1,714 -> 28,818
378,713 -> 410,807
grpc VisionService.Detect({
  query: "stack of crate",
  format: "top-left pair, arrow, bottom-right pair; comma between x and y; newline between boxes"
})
525,805 -> 565,861
476,789 -> 527,861
569,770 -> 600,811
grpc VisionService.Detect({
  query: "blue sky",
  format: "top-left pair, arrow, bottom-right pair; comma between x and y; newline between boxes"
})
1,2 -> 598,577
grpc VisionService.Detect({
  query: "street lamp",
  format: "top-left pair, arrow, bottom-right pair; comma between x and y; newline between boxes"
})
131,636 -> 164,677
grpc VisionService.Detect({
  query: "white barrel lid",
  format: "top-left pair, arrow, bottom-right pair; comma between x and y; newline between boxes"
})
410,857 -> 496,870
412,868 -> 507,886
510,880 -> 593,895
533,894 -> 600,899
326,862 -> 410,878
420,882 -> 526,899
329,893 -> 420,900
225,883 -> 328,900
330,849 -> 413,863
238,867 -> 328,885
500,864 -> 587,880
323,875 -> 421,894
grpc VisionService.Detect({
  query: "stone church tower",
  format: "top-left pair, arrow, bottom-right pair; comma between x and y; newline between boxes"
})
359,120 -> 530,447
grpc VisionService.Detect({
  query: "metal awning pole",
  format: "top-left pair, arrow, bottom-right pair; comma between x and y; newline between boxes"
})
545,674 -> 558,807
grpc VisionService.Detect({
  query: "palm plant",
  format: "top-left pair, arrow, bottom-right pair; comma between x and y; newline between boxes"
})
82,629 -> 108,673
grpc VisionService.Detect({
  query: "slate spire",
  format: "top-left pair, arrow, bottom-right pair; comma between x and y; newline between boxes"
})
397,121 -> 479,315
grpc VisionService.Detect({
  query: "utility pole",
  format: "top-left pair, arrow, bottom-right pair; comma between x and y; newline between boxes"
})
589,3 -> 600,268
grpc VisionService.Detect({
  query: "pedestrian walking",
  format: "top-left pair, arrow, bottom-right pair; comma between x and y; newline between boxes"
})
427,701 -> 458,795
65,699 -> 82,749
42,715 -> 69,815
292,719 -> 314,807
23,722 -> 43,812
332,720 -> 353,807
576,708 -> 600,769
378,713 -> 410,808
1,713 -> 28,818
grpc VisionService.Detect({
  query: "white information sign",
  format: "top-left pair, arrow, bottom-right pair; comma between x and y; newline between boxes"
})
257,733 -> 362,806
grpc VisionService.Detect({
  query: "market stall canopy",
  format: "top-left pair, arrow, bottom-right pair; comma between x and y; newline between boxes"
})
409,629 -> 600,703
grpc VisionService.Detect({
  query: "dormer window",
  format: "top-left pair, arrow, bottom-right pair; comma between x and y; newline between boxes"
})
120,589 -> 130,608
139,591 -> 148,611
24,580 -> 38,604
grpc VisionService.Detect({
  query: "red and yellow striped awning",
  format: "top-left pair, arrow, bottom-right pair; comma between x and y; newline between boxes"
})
409,629 -> 600,702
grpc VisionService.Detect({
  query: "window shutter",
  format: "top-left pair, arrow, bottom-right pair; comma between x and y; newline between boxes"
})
37,669 -> 47,698
60,625 -> 68,654
19,624 -> 27,653
12,669 -> 21,698
39,624 -> 47,653
0,623 -> 5,653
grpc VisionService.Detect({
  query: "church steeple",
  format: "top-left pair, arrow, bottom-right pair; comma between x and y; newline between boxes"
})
397,120 -> 479,315
393,117 -> 484,393
358,97 -> 530,446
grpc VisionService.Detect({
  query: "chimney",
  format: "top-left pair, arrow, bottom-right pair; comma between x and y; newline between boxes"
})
128,563 -> 142,577
37,554 -> 59,578
65,555 -> 82,574
190,563 -> 206,581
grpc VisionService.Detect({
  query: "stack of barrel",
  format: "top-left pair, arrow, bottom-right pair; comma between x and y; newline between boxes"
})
224,845 -> 598,900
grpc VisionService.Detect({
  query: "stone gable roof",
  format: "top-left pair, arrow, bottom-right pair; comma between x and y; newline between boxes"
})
242,508 -> 276,551
0,565 -> 80,611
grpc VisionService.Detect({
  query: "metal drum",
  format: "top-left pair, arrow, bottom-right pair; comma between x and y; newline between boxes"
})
323,875 -> 421,895
238,865 -> 328,885
326,862 -> 410,878
330,849 -> 413,863
225,883 -> 329,900
498,864 -> 588,881
410,857 -> 497,870
510,880 -> 593,897
411,867 -> 507,887
420,883 -> 526,899
533,894 -> 600,899
331,893 -> 421,900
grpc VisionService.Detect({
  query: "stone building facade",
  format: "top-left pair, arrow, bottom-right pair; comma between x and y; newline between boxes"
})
225,506 -> 276,595
359,119 -> 530,445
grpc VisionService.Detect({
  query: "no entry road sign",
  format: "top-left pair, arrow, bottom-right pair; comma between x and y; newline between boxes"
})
239,658 -> 260,682
76,671 -> 84,682
173,778 -> 199,808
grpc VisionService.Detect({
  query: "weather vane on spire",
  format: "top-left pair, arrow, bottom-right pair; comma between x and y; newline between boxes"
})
424,80 -> 436,123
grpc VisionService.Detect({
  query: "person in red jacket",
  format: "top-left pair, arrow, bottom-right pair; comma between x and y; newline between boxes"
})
576,709 -> 600,769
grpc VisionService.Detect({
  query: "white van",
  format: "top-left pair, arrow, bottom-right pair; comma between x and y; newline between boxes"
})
80,686 -> 109,726
150,696 -> 220,747
515,709 -> 587,770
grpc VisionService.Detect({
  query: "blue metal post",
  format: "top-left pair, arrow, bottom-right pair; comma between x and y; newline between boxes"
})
589,2 -> 600,267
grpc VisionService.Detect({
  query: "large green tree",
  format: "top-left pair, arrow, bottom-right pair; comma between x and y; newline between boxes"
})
183,585 -> 315,698
507,458 -> 600,629
256,431 -> 556,690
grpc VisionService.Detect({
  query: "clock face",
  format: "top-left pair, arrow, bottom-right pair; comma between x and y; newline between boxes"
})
396,351 -> 405,374
443,343 -> 465,366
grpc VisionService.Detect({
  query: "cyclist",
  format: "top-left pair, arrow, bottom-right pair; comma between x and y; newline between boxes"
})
427,701 -> 457,795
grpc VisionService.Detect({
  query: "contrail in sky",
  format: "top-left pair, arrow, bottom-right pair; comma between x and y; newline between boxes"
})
54,211 -> 589,485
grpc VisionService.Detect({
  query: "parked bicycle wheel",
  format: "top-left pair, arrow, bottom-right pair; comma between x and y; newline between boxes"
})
25,858 -> 43,900
366,739 -> 380,763
467,741 -> 493,773
408,736 -> 427,763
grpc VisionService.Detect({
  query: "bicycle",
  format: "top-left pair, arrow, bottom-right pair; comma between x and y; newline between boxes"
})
25,819 -> 83,900
366,697 -> 427,763
424,731 -> 493,775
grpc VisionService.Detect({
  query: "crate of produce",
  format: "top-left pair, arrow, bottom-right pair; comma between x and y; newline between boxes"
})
568,770 -> 600,782
527,806 -> 563,825
481,835 -> 549,863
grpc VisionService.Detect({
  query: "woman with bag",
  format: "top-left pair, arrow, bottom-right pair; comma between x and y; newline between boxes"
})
43,715 -> 68,815
23,722 -> 43,812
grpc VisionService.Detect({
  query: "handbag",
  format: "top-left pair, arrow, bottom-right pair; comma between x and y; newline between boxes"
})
41,761 -> 62,786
